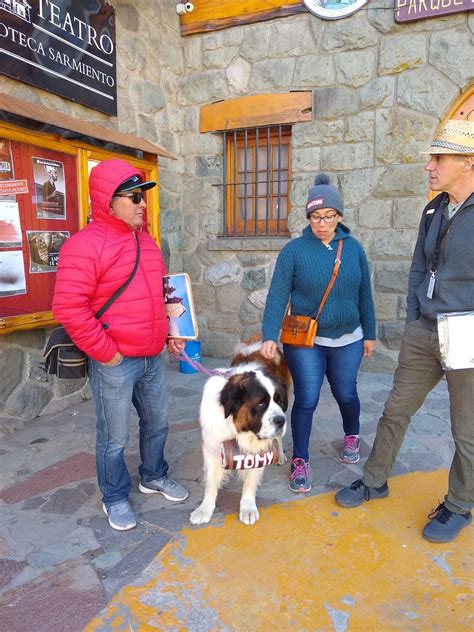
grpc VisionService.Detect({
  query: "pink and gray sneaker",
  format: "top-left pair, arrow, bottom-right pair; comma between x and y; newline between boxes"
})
340,435 -> 360,464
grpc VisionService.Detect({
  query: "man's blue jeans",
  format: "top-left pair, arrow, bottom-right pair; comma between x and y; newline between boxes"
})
88,354 -> 169,507
284,339 -> 364,461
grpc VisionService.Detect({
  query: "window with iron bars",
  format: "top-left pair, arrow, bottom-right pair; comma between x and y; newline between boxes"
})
222,125 -> 291,237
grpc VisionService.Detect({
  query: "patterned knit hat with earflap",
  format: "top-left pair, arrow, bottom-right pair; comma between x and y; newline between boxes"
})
306,173 -> 344,218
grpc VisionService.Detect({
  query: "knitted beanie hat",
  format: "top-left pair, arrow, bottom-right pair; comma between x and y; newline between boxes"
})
306,173 -> 344,218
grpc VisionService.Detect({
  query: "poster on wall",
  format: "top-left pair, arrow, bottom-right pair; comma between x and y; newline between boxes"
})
32,157 -> 66,219
26,230 -> 70,273
0,138 -> 14,180
0,250 -> 27,297
0,200 -> 22,247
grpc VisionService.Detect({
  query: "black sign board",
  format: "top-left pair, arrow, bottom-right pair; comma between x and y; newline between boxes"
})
0,0 -> 117,116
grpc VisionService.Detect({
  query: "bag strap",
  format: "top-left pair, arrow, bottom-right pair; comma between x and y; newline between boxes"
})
95,234 -> 141,320
285,239 -> 343,320
314,239 -> 343,321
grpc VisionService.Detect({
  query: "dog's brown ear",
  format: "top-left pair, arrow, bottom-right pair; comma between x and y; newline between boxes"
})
275,383 -> 289,412
220,373 -> 253,419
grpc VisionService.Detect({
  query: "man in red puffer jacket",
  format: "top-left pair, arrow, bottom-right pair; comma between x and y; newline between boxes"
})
53,158 -> 189,531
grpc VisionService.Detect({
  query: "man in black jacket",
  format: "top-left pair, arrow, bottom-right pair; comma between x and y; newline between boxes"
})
335,119 -> 474,543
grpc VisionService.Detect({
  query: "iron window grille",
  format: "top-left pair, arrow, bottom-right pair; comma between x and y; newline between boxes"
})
221,125 -> 291,237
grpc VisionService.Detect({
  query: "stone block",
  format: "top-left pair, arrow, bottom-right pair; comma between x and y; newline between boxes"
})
335,50 -> 375,88
240,26 -> 270,63
378,34 -> 426,76
321,143 -> 373,171
358,199 -> 392,229
237,253 -> 270,267
429,28 -> 474,87
132,79 -> 165,113
393,198 -> 425,229
292,120 -> 344,147
178,71 -> 228,106
380,322 -> 404,351
269,21 -> 315,57
314,87 -> 359,119
294,55 -> 335,87
322,14 -> 378,50
376,164 -> 426,197
292,147 -> 321,173
374,261 -> 411,293
207,313 -> 241,333
360,76 -> 395,109
4,383 -> 52,421
0,348 -> 23,401
242,268 -> 266,290
239,299 -> 262,325
397,67 -> 456,118
205,261 -> 242,286
2,329 -> 46,350
183,38 -> 202,71
216,284 -> 242,313
374,292 -> 399,321
161,209 -> 182,233
248,289 -> 268,310
371,230 -> 417,259
226,57 -> 251,95
203,45 -> 238,70
345,112 -> 374,142
202,331 -> 240,358
249,59 -> 296,90
375,109 -> 435,165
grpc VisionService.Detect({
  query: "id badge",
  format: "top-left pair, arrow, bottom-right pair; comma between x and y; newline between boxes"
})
427,273 -> 436,299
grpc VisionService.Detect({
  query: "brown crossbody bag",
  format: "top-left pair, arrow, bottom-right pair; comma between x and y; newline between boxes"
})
280,239 -> 343,348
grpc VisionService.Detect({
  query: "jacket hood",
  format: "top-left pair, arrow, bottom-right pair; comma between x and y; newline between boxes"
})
89,159 -> 148,229
303,223 -> 350,242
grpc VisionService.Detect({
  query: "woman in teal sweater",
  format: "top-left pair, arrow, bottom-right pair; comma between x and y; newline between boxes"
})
262,174 -> 376,493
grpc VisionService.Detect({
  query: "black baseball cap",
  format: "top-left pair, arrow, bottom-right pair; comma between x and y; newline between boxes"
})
114,175 -> 156,194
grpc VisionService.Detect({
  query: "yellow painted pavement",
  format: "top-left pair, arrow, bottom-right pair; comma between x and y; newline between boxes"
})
86,470 -> 473,631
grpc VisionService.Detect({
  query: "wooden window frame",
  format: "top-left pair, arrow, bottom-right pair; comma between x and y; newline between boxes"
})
0,121 -> 159,335
225,126 -> 291,237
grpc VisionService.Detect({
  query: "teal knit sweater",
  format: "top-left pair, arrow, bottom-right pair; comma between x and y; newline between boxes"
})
262,224 -> 376,342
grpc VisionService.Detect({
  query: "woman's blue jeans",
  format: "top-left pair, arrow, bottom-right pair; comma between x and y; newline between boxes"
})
284,339 -> 364,461
88,354 -> 169,506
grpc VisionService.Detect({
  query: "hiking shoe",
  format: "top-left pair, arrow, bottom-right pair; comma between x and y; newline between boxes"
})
335,478 -> 389,508
102,500 -> 136,531
422,503 -> 472,543
340,435 -> 360,464
139,477 -> 189,502
289,458 -> 312,493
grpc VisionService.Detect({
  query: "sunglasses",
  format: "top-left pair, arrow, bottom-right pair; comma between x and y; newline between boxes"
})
114,191 -> 146,204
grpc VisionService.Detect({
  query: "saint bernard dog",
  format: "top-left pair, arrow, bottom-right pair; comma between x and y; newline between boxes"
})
190,337 -> 291,526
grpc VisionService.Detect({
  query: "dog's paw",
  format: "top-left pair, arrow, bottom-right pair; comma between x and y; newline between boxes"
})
239,501 -> 259,526
190,505 -> 214,525
277,451 -> 287,465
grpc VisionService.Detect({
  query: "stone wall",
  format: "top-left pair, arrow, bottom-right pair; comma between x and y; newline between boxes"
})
175,10 -> 474,370
1,3 -> 473,424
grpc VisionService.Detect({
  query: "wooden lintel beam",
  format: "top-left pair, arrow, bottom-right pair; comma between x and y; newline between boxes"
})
200,92 -> 312,133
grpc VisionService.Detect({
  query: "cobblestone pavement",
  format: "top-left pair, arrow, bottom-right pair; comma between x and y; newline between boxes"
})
0,356 -> 461,631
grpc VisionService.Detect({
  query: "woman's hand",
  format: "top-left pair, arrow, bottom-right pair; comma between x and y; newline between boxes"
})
261,340 -> 277,360
167,338 -> 186,355
363,340 -> 376,358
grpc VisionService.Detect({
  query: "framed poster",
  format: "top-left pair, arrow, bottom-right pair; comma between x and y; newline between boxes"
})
163,273 -> 198,339
32,157 -> 66,219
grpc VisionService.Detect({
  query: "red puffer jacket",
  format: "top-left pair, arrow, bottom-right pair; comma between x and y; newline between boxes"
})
53,159 -> 168,363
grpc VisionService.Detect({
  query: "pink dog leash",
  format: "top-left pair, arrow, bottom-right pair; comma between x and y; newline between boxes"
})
172,350 -> 233,378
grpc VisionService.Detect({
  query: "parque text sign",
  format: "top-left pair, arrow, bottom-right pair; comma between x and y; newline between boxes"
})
395,0 -> 473,23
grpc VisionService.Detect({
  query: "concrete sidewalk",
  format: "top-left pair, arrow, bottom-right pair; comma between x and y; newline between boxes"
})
0,356 -> 470,631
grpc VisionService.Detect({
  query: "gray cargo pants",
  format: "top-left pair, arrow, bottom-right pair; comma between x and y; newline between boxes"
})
363,319 -> 473,514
